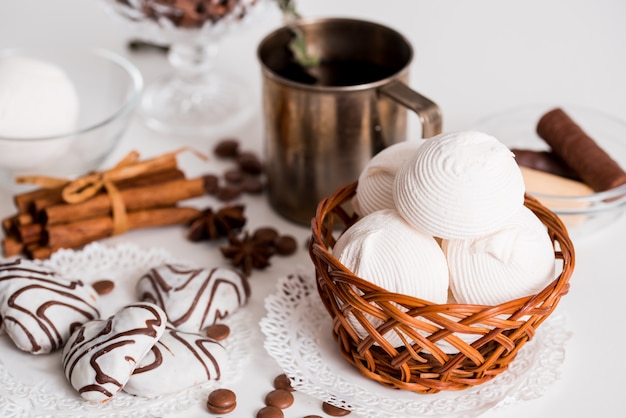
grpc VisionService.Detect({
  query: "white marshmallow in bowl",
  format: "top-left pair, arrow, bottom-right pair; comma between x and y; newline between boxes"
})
332,209 -> 449,347
0,55 -> 78,172
353,138 -> 425,216
442,206 -> 556,306
393,131 -> 525,240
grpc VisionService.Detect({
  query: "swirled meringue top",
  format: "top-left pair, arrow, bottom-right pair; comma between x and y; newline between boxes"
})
332,209 -> 449,347
353,139 -> 425,216
443,206 -> 556,306
393,131 -> 525,239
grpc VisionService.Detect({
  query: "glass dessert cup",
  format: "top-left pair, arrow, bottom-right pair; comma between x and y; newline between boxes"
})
104,0 -> 265,136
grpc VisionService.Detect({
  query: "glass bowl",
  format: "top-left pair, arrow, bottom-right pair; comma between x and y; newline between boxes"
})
0,47 -> 143,191
473,104 -> 626,238
103,0 -> 267,135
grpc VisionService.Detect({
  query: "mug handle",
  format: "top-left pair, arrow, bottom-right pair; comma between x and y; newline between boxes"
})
378,79 -> 443,138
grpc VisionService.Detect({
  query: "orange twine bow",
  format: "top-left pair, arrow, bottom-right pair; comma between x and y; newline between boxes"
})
15,147 -> 208,236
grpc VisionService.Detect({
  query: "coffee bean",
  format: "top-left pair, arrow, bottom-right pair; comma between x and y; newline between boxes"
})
265,389 -> 294,409
256,405 -> 283,418
274,235 -> 297,256
241,176 -> 264,194
253,227 -> 279,245
237,151 -> 263,175
202,174 -> 220,195
207,388 -> 237,414
216,184 -> 241,201
322,402 -> 351,416
205,323 -> 230,341
91,279 -> 114,295
224,168 -> 245,184
272,373 -> 295,392
214,138 -> 240,158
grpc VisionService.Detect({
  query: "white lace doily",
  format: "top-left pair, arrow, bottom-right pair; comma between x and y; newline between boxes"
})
261,271 -> 571,418
0,242 -> 252,418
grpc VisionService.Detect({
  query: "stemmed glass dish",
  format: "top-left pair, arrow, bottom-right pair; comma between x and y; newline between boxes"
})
105,0 -> 266,135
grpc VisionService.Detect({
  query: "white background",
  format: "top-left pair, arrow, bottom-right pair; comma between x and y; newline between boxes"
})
1,0 -> 626,417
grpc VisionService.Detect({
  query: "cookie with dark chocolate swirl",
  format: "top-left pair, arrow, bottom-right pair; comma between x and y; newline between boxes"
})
123,328 -> 228,398
61,302 -> 167,403
0,259 -> 100,354
136,263 -> 250,333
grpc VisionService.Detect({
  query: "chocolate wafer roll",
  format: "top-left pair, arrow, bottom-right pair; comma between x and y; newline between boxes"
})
536,108 -> 626,191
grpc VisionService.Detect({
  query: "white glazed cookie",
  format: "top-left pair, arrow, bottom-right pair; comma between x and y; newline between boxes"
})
61,302 -> 167,403
0,259 -> 99,354
136,263 -> 250,333
394,131 -> 525,239
123,328 -> 228,398
353,138 -> 425,216
332,209 -> 449,347
443,206 -> 556,305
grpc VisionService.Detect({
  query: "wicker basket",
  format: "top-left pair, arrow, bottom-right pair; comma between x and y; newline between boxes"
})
309,182 -> 574,394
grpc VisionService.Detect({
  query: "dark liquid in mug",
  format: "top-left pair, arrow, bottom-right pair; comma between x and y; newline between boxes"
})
277,60 -> 398,86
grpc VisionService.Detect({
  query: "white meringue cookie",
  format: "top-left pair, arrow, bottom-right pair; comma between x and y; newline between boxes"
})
332,209 -> 449,347
443,206 -> 556,306
393,131 -> 525,239
353,139 -> 425,216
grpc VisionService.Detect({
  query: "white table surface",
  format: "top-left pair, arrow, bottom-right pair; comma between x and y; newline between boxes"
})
1,0 -> 626,417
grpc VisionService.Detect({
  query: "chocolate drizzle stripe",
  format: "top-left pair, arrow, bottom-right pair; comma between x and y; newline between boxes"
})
132,344 -> 164,374
171,329 -> 217,380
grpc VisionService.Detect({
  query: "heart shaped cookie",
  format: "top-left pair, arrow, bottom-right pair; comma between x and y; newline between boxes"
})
136,263 -> 250,333
61,302 -> 167,403
0,259 -> 99,354
123,328 -> 228,398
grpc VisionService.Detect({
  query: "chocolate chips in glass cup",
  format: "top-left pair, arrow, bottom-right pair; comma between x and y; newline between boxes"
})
115,0 -> 259,29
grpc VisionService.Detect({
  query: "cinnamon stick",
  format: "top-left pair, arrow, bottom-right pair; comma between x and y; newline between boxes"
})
536,108 -> 626,191
13,157 -> 182,215
44,206 -> 202,248
30,168 -> 187,217
2,236 -> 24,258
14,186 -> 64,214
17,223 -> 43,245
2,216 -> 16,235
42,177 -> 205,226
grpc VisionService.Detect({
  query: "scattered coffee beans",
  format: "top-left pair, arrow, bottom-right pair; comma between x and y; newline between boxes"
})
214,138 -> 240,158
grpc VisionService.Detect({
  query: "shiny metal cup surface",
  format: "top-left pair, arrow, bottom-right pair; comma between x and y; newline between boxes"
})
258,18 -> 442,225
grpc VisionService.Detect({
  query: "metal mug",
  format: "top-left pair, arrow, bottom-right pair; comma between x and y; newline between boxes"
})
257,17 -> 442,225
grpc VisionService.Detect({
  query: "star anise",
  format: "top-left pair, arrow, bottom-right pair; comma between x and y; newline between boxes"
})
187,204 -> 246,242
220,231 -> 273,276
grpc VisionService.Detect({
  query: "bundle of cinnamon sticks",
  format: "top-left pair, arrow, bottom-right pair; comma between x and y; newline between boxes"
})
2,150 -> 208,259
